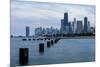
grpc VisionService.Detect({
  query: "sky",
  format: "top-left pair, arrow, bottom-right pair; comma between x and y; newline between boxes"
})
11,0 -> 95,36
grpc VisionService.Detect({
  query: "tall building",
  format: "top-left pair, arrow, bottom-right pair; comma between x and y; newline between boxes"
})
60,19 -> 64,33
26,26 -> 30,37
76,20 -> 83,34
73,18 -> 77,33
35,27 -> 43,36
61,12 -> 69,34
42,28 -> 46,35
90,27 -> 95,33
72,21 -> 74,33
72,18 -> 77,33
46,28 -> 52,35
65,25 -> 70,34
68,22 -> 73,34
63,12 -> 70,34
84,17 -> 88,33
64,12 -> 68,25
87,21 -> 90,33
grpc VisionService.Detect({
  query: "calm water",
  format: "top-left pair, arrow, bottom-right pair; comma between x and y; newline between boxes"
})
10,37 -> 95,67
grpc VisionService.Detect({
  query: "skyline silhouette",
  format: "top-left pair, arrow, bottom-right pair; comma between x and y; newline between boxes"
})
11,1 -> 95,36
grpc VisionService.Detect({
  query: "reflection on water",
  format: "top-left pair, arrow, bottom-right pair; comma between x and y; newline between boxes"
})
10,37 -> 95,67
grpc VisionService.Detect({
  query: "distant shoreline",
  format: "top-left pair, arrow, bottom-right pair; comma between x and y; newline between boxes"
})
11,36 -> 95,39
59,36 -> 95,39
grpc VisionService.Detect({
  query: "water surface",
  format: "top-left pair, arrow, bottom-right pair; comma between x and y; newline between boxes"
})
10,37 -> 95,66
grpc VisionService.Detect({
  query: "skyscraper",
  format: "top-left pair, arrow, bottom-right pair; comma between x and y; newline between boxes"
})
68,22 -> 73,34
90,27 -> 95,34
65,25 -> 70,34
63,12 -> 69,34
26,26 -> 30,37
72,18 -> 77,33
64,12 -> 68,26
72,21 -> 74,33
35,27 -> 43,36
76,20 -> 83,34
87,21 -> 90,33
84,17 -> 88,33
60,19 -> 64,33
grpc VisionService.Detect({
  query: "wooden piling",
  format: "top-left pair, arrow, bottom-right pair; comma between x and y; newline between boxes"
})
39,43 -> 44,52
22,39 -> 26,41
51,40 -> 53,45
28,39 -> 31,41
33,39 -> 35,40
54,39 -> 57,43
37,39 -> 39,40
40,38 -> 43,40
44,38 -> 47,40
47,41 -> 51,48
19,48 -> 29,65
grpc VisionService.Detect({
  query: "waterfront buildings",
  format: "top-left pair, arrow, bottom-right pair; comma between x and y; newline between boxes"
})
76,20 -> 83,34
83,17 -> 88,33
26,26 -> 30,37
33,12 -> 94,36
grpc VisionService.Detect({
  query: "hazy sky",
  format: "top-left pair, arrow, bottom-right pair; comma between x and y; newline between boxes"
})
11,0 -> 95,36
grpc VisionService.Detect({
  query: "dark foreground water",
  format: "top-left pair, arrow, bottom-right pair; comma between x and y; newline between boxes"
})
10,37 -> 95,67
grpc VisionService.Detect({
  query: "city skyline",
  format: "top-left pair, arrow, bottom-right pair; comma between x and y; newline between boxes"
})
11,1 -> 95,36
34,13 -> 95,36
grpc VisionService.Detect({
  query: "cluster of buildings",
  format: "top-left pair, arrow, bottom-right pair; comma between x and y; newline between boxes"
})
60,13 -> 95,34
35,27 -> 59,36
26,12 -> 95,37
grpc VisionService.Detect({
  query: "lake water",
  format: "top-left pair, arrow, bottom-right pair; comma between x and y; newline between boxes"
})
10,37 -> 95,67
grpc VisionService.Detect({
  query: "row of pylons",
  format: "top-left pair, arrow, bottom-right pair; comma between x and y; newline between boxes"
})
19,38 -> 60,66
39,38 -> 60,53
22,38 -> 51,41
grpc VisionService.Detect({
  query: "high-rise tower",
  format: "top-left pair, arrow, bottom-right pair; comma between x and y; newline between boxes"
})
64,12 -> 68,26
26,26 -> 30,37
83,17 -> 88,33
76,20 -> 83,34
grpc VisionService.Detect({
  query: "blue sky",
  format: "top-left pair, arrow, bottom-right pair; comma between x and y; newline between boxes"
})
11,0 -> 95,36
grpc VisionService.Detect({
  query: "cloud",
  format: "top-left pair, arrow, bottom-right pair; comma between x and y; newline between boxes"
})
11,1 -> 63,19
